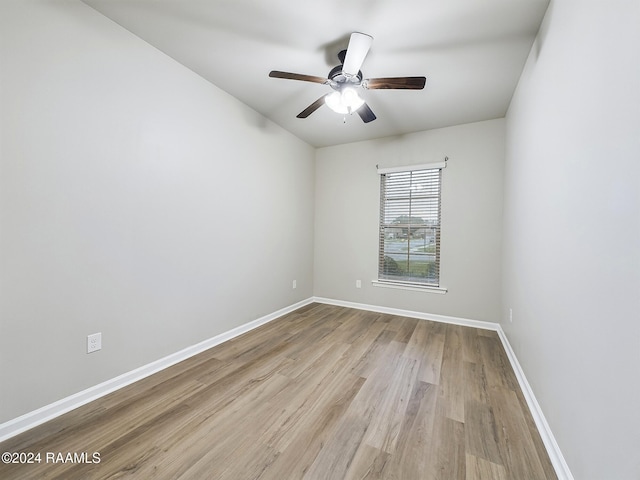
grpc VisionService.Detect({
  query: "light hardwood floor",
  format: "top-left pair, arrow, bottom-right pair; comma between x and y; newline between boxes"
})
0,303 -> 557,479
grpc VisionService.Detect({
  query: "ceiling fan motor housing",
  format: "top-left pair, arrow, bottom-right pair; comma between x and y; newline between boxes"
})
328,65 -> 363,90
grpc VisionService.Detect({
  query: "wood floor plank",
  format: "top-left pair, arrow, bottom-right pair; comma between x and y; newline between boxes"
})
461,326 -> 483,364
466,454 -> 508,480
256,343 -> 355,453
403,318 -> 429,361
404,320 -> 445,385
302,340 -> 407,480
362,353 -> 419,453
258,374 -> 366,480
478,334 -> 520,391
489,385 -> 552,480
379,380 -> 438,479
464,399 -> 503,465
463,360 -> 490,405
0,305 -> 557,480
349,328 -> 396,378
439,324 -> 465,422
344,444 -> 390,480
512,386 -> 560,480
391,316 -> 420,344
430,402 -> 466,480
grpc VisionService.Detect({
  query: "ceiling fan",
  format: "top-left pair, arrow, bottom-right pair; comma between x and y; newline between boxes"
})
269,32 -> 426,123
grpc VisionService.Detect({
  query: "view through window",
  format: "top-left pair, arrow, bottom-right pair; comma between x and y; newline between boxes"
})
378,166 -> 442,287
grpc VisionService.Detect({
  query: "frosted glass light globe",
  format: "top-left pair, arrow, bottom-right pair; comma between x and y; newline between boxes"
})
325,87 -> 365,114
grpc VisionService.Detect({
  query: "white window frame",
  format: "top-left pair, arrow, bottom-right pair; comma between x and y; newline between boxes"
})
373,161 -> 447,294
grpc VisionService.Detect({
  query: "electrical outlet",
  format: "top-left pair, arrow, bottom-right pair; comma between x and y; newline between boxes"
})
509,308 -> 513,323
356,280 -> 362,288
292,280 -> 297,289
87,333 -> 102,353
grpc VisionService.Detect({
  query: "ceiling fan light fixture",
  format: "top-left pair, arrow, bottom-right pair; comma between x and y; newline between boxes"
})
325,87 -> 365,114
270,32 -> 425,123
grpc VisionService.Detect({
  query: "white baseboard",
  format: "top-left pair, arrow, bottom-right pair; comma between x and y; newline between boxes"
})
0,296 -> 573,480
496,326 -> 574,480
312,296 -> 500,331
313,296 -> 573,480
0,298 -> 314,443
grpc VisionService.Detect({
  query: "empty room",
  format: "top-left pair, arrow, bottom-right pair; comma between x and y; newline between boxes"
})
0,1 -> 638,479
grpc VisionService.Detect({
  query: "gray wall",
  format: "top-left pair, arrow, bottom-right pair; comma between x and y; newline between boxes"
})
502,1 -> 640,478
0,0 -> 315,423
314,119 -> 505,322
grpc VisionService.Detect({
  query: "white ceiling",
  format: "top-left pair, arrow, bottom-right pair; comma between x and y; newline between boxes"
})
82,0 -> 549,148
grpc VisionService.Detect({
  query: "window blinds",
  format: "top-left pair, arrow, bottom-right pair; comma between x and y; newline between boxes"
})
378,166 -> 443,287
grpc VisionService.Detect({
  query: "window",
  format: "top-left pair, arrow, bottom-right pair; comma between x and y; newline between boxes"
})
377,162 -> 445,289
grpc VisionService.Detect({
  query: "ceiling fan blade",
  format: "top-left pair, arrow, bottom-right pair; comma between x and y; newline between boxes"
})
342,32 -> 373,76
297,95 -> 328,118
357,102 -> 377,123
269,71 -> 328,84
364,77 -> 426,90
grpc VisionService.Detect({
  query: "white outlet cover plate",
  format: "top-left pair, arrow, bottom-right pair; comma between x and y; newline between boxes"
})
87,333 -> 102,353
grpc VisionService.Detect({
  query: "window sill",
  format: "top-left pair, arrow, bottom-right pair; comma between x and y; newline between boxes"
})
371,280 -> 448,294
